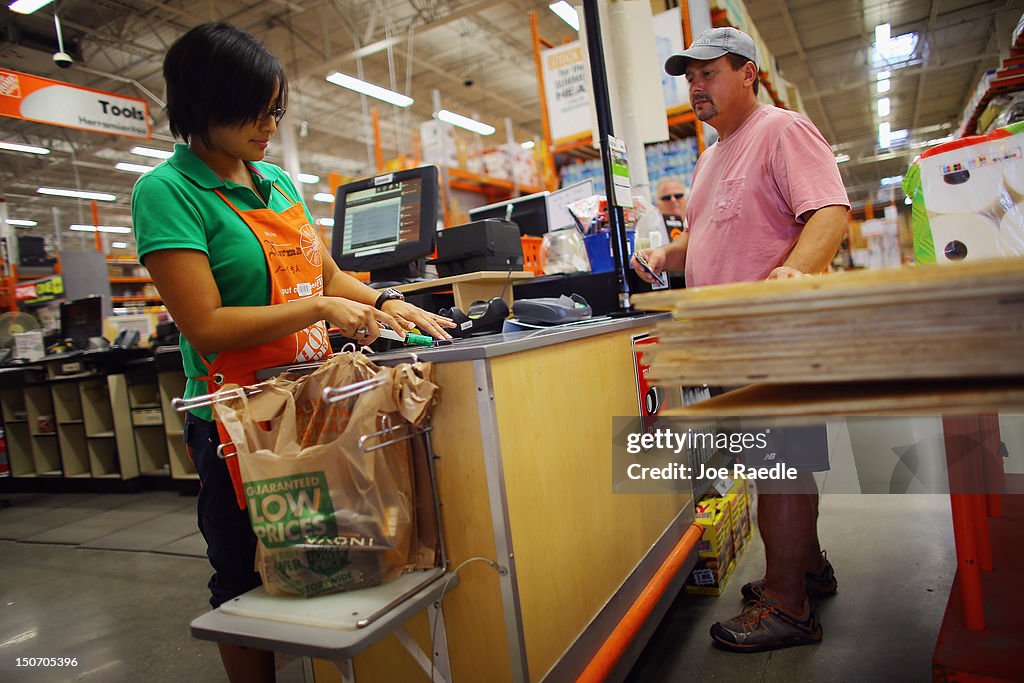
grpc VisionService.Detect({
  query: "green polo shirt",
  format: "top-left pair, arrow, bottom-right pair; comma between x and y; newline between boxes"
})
131,143 -> 314,420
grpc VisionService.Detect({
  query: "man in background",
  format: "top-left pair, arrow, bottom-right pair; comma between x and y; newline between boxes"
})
632,27 -> 849,653
655,177 -> 689,218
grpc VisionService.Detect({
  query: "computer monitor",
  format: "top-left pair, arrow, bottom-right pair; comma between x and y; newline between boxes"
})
60,296 -> 103,349
468,190 -> 550,236
331,166 -> 440,284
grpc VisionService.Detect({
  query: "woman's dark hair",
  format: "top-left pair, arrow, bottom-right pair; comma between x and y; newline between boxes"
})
164,22 -> 287,146
725,53 -> 759,95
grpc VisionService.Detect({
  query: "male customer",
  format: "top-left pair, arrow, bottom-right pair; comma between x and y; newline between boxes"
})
632,27 -> 849,652
655,177 -> 689,218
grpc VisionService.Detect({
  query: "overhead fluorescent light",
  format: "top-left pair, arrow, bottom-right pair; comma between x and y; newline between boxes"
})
880,174 -> 904,187
0,141 -> 50,155
38,187 -> 117,201
5,219 -> 38,227
70,224 -> 132,234
297,173 -> 320,184
8,0 -> 56,14
325,72 -> 413,107
520,140 -> 536,150
111,241 -> 129,249
834,153 -> 850,163
115,162 -> 155,174
313,192 -> 335,203
875,23 -> 891,48
890,128 -> 908,144
129,146 -> 173,160
316,218 -> 335,227
549,1 -> 580,31
437,109 -> 496,136
878,122 -> 891,149
877,97 -> 891,117
877,79 -> 891,94
876,71 -> 891,80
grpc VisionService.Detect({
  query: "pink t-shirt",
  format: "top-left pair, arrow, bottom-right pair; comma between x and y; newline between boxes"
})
684,105 -> 849,287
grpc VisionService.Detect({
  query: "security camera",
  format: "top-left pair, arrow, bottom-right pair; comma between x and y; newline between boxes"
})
53,51 -> 73,69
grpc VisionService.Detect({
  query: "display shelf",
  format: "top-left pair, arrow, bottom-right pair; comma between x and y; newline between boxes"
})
112,295 -> 162,303
134,425 -> 169,475
109,277 -> 152,284
88,439 -> 120,477
31,433 -> 61,476
960,47 -> 1024,136
52,383 -> 84,423
0,388 -> 27,423
81,380 -> 115,436
58,423 -> 90,478
6,423 -> 34,477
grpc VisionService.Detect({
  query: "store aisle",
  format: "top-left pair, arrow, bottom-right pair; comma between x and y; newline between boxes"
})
628,494 -> 957,683
0,492 -> 956,682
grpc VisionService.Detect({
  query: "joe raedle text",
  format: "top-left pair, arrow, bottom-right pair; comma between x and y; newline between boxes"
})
627,461 -> 797,481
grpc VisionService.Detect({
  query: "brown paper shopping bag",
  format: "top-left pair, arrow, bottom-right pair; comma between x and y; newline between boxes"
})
213,353 -> 439,597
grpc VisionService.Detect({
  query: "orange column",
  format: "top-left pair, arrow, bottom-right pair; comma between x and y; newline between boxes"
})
91,200 -> 102,252
372,107 -> 384,172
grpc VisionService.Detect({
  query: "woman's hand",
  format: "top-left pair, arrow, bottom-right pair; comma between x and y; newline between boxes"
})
319,297 -> 402,345
381,300 -> 456,340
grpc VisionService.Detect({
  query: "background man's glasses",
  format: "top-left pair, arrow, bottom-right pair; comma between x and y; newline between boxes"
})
260,106 -> 286,123
660,193 -> 685,201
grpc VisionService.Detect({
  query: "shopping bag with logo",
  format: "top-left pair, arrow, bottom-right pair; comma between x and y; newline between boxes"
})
213,353 -> 438,597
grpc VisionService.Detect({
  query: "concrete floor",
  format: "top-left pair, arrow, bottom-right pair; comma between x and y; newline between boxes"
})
0,490 -> 957,682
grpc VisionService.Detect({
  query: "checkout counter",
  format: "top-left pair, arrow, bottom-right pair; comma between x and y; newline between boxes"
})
193,314 -> 696,682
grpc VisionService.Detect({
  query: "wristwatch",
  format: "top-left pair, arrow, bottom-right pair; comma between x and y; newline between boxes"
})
374,288 -> 405,310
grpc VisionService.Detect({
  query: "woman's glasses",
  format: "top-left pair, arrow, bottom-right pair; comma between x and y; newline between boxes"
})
259,106 -> 286,123
659,193 -> 686,201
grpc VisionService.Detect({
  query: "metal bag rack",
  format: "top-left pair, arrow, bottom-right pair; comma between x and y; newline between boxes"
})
175,373 -> 454,683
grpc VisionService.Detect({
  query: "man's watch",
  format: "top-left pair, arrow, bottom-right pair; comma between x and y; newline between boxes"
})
374,288 -> 405,310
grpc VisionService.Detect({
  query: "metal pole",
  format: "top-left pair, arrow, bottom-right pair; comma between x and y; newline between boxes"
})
582,0 -> 632,310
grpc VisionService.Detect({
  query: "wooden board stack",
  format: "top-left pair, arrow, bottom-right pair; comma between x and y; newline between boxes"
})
631,258 -> 1024,388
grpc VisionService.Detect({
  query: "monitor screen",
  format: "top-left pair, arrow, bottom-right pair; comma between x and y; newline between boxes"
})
468,190 -> 550,236
331,166 -> 439,284
60,296 -> 103,348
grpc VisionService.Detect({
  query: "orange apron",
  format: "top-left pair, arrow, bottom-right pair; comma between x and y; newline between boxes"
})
202,179 -> 330,508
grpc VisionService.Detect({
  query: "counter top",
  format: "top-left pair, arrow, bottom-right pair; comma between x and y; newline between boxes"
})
258,312 -> 668,379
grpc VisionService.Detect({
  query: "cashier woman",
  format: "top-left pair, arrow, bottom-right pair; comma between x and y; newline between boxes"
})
131,22 -> 454,682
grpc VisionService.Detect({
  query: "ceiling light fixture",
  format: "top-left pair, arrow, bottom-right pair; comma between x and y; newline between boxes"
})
437,109 -> 496,136
549,1 -> 580,31
878,122 -> 892,149
834,153 -> 850,163
5,219 -> 38,227
313,192 -> 335,203
325,72 -> 413,107
115,162 -> 155,174
877,97 -> 891,117
8,0 -> 56,14
877,79 -> 891,94
111,241 -> 129,249
875,23 -> 891,48
880,174 -> 904,187
69,224 -> 132,233
0,141 -> 51,155
316,218 -> 335,227
129,146 -> 173,160
297,173 -> 320,184
521,141 -> 536,150
876,71 -> 891,80
38,187 -> 117,201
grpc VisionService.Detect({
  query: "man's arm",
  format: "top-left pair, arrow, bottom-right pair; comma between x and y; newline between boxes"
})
631,232 -> 689,283
768,205 -> 848,279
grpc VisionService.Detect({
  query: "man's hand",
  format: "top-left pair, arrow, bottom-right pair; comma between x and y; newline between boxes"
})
631,236 -> 688,284
766,266 -> 808,280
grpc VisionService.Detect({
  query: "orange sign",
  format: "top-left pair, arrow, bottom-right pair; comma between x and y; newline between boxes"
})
0,69 -> 151,140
